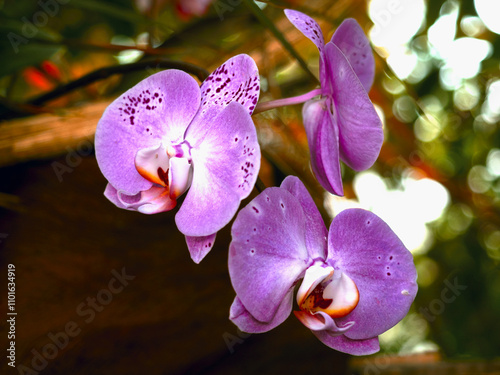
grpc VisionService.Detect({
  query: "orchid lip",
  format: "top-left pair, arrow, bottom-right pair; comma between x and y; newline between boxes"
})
135,143 -> 171,186
294,310 -> 354,335
135,142 -> 194,200
296,261 -> 333,307
297,263 -> 359,319
115,186 -> 177,214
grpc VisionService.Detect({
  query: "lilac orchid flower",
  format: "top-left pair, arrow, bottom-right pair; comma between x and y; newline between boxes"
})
95,54 -> 261,263
228,176 -> 417,355
284,10 -> 384,196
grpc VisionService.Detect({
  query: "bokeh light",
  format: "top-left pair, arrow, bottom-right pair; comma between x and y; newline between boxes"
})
474,0 -> 500,34
324,170 -> 450,255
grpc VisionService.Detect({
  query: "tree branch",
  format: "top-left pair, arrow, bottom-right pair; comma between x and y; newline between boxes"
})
27,59 -> 210,107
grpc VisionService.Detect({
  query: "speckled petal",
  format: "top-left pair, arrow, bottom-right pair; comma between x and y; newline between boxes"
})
330,19 -> 375,92
176,102 -> 260,237
95,70 -> 201,195
284,9 -> 325,56
328,209 -> 418,340
284,9 -> 327,80
228,187 -> 310,323
312,332 -> 380,355
303,98 -> 343,196
280,176 -> 328,259
325,42 -> 383,172
230,291 -> 294,333
199,54 -> 260,120
185,233 -> 216,264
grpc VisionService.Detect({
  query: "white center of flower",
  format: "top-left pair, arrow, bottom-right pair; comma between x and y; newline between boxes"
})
296,262 -> 359,319
134,142 -> 193,200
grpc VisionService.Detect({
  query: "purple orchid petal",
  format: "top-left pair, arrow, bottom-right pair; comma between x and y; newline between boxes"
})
284,9 -> 325,56
284,9 -> 327,80
313,332 -> 380,355
230,291 -> 294,333
327,209 -> 418,340
228,186 -> 310,323
280,176 -> 328,259
325,42 -> 383,172
330,19 -> 375,92
95,70 -> 201,195
185,233 -> 216,264
199,54 -> 260,118
176,102 -> 260,237
303,98 -> 344,196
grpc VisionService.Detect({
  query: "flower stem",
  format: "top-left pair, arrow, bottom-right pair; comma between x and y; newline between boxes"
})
253,88 -> 323,114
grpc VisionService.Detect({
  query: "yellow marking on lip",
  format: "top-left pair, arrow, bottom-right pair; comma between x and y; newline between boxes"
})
136,164 -> 166,187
